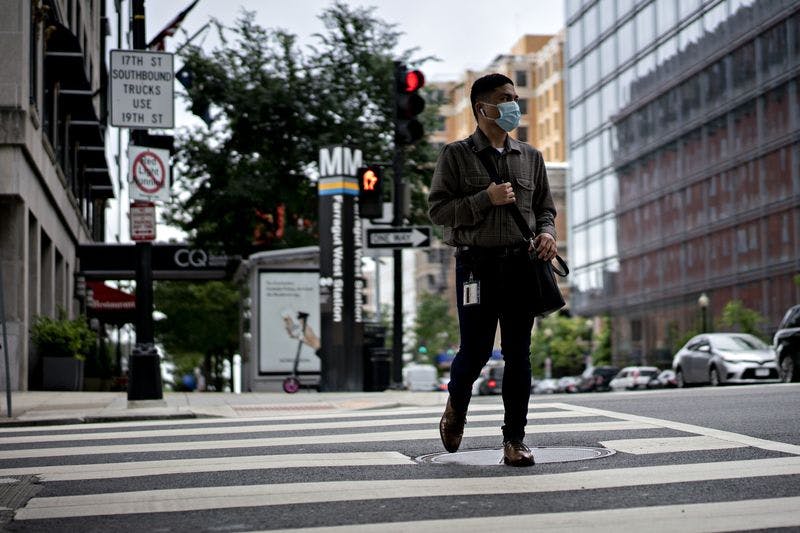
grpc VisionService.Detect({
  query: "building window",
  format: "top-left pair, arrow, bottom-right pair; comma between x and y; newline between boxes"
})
29,2 -> 39,107
515,70 -> 528,87
518,98 -> 528,115
517,126 -> 528,143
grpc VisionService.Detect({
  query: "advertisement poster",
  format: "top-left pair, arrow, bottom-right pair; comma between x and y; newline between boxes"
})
258,271 -> 321,375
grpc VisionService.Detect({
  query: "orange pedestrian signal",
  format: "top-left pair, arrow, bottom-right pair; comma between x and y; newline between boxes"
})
357,166 -> 383,219
362,169 -> 378,191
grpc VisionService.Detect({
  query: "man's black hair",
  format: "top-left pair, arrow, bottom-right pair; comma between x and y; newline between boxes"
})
470,73 -> 514,119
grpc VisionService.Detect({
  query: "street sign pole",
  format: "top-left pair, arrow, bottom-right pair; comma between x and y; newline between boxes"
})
127,0 -> 162,402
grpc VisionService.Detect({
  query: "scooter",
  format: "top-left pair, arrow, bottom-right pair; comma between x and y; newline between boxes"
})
283,311 -> 312,393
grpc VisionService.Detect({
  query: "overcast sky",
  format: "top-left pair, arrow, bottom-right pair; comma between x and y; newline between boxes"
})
142,0 -> 565,81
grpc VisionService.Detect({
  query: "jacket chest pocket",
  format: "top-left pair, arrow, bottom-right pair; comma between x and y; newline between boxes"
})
464,173 -> 491,194
513,173 -> 535,214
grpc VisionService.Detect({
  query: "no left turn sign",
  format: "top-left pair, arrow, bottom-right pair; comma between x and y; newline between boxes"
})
128,145 -> 170,202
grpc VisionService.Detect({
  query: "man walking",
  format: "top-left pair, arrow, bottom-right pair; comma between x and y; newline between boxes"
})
427,73 -> 558,466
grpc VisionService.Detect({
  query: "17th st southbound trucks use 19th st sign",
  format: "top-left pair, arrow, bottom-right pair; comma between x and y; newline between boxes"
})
109,50 -> 174,129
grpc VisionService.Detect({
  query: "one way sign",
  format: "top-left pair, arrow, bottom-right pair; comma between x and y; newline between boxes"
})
366,227 -> 432,249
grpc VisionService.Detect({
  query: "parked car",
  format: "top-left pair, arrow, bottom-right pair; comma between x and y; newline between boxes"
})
773,305 -> 800,382
673,333 -> 780,387
646,369 -> 677,389
609,366 -> 661,391
402,363 -> 439,391
556,376 -> 580,393
473,361 -> 504,395
532,378 -> 559,394
576,366 -> 620,392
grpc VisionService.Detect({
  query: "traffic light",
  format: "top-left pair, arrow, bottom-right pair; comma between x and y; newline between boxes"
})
394,63 -> 426,145
357,165 -> 383,219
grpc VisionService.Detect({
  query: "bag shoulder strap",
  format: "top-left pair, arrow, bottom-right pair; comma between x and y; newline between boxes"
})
467,137 -> 534,242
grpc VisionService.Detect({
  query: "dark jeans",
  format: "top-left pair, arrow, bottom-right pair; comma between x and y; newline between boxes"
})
448,247 -> 536,442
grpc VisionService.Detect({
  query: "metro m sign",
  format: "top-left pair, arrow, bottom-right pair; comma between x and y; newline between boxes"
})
318,147 -> 362,196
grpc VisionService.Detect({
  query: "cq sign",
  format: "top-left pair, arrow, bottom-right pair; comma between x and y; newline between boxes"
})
174,248 -> 208,268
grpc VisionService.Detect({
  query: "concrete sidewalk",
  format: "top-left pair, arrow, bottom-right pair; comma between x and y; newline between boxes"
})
0,390 -> 448,426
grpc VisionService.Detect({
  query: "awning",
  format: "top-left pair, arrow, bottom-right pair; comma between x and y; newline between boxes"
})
86,281 -> 136,325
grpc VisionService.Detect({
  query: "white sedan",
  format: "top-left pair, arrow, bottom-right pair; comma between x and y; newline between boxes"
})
672,333 -> 780,387
609,366 -> 661,391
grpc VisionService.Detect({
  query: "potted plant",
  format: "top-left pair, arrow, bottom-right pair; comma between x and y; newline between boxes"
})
31,312 -> 94,391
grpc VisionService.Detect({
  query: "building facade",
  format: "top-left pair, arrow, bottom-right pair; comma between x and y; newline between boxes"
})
0,0 -> 112,390
566,0 -> 800,365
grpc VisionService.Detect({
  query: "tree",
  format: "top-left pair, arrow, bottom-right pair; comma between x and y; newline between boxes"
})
166,4 -> 439,256
592,316 -> 612,366
718,299 -> 767,340
530,315 -> 593,377
154,281 -> 240,391
413,292 -> 459,364
167,13 -> 317,255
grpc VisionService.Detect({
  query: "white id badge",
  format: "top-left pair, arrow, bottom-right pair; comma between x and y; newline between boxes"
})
463,280 -> 480,306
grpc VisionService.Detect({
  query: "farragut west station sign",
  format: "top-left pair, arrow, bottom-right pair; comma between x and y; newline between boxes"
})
317,146 -> 365,391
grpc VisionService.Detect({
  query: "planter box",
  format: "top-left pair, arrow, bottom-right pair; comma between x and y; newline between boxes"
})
42,357 -> 85,391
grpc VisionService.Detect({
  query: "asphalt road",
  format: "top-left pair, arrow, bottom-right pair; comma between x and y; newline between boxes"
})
1,383 -> 799,532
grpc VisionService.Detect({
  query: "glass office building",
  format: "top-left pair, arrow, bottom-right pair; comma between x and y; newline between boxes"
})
566,0 -> 800,364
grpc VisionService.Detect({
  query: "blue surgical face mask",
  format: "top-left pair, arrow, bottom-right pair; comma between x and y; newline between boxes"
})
482,101 -> 521,132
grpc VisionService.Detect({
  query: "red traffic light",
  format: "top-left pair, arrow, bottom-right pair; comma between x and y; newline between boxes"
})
404,70 -> 425,92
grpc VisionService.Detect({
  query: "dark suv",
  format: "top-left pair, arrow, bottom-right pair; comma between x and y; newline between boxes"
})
576,366 -> 620,392
773,305 -> 800,382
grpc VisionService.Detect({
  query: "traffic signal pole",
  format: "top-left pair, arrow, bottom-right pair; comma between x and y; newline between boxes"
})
391,144 -> 404,388
389,61 -> 426,388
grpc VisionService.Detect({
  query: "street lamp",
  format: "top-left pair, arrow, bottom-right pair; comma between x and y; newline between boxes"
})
543,328 -> 553,379
698,293 -> 710,333
585,318 -> 594,370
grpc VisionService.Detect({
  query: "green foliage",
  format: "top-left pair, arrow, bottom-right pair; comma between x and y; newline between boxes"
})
794,274 -> 800,287
154,281 -> 241,384
530,315 -> 593,377
166,4 -> 439,256
413,292 -> 459,363
718,299 -> 767,340
30,312 -> 94,360
592,316 -> 612,365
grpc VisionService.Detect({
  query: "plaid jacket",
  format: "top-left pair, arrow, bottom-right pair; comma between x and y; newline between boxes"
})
428,128 -> 557,247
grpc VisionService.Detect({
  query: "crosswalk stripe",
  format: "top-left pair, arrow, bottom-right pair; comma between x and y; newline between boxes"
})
0,411 -> 591,445
600,435 -> 749,454
0,421 -> 654,460
0,452 -> 414,482
264,496 -> 800,533
15,457 -> 800,520
0,402 -> 566,435
552,403 -> 800,455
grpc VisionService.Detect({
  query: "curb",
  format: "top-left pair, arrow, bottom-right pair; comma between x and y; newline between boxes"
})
0,412 -> 208,428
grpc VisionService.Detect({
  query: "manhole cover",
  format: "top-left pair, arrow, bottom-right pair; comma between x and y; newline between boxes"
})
417,446 -> 615,466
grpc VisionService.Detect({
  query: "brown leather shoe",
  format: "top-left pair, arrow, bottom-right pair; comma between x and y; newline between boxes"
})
439,397 -> 466,453
503,440 -> 535,466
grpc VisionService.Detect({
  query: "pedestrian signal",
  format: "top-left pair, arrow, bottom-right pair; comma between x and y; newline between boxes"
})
357,165 -> 383,219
